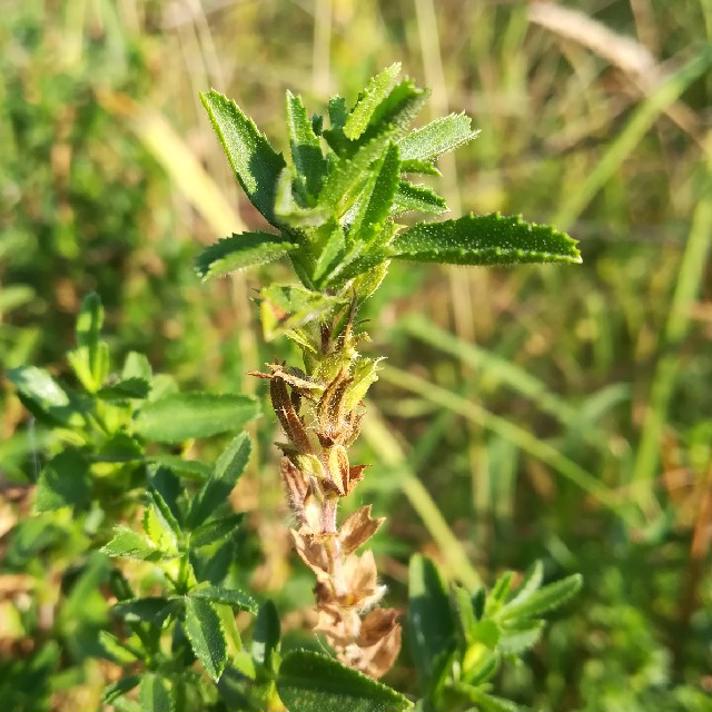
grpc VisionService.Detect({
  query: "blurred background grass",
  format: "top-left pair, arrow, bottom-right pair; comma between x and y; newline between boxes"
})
1,0 -> 712,709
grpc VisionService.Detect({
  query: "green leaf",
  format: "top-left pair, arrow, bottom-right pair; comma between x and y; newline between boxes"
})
390,213 -> 582,266
452,684 -> 519,712
101,526 -> 164,561
277,650 -> 412,712
75,292 -> 104,355
312,220 -> 346,284
190,513 -> 244,547
113,597 -> 175,625
149,467 -> 183,524
68,292 -> 109,391
343,63 -> 401,140
59,552 -> 110,624
399,113 -> 479,162
498,620 -> 544,655
184,597 -> 228,682
451,583 -> 479,648
97,377 -> 150,401
201,89 -> 285,224
500,574 -> 582,622
7,366 -> 77,426
328,95 -> 348,129
98,631 -> 141,664
505,561 -> 543,609
361,79 -> 427,142
251,600 -> 280,669
259,284 -> 346,341
35,450 -> 91,512
122,351 -> 153,382
463,651 -> 500,686
143,492 -> 180,553
400,158 -> 440,175
348,143 -> 400,245
189,432 -> 251,526
286,90 -> 326,199
102,675 -> 141,704
392,180 -> 447,216
190,585 -> 258,615
407,555 -> 455,683
149,455 -> 211,481
135,393 -> 260,443
195,232 -> 298,281
319,133 -> 396,216
139,673 -> 173,712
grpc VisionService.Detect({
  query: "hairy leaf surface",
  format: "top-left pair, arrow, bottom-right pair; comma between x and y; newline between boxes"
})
391,213 -> 581,265
348,143 -> 400,244
201,90 -> 285,223
135,394 -> 259,443
184,597 -> 227,681
399,113 -> 479,161
286,90 -> 326,199
343,63 -> 401,140
190,585 -> 257,614
195,232 -> 298,281
392,180 -> 447,215
277,650 -> 412,712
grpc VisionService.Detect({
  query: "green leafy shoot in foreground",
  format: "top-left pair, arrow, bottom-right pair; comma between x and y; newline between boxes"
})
197,62 -> 580,293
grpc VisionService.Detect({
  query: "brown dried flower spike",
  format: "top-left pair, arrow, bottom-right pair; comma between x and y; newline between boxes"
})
252,355 -> 401,679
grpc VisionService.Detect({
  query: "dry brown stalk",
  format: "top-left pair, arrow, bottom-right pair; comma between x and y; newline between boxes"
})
251,333 -> 401,679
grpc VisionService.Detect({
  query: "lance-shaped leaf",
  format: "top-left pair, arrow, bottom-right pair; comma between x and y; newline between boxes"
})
190,513 -> 244,547
97,377 -> 150,401
251,600 -> 280,671
7,366 -> 78,426
343,62 -> 401,140
400,158 -> 440,175
184,597 -> 228,681
498,620 -> 545,655
348,143 -> 400,244
101,526 -> 165,561
35,449 -> 91,512
499,573 -> 582,622
68,292 -> 109,392
135,393 -> 259,443
195,232 -> 298,281
259,284 -> 346,341
319,131 -> 396,216
390,213 -> 581,266
139,674 -> 173,712
286,90 -> 326,199
189,585 -> 257,615
392,180 -> 447,216
201,89 -> 285,224
143,489 -> 180,553
188,432 -> 251,526
313,221 -> 346,283
277,650 -> 413,712
399,113 -> 480,162
360,79 -> 427,143
407,555 -> 455,683
505,560 -> 543,609
102,675 -> 141,705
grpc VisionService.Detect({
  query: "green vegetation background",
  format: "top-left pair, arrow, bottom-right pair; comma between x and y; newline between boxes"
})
1,1 -> 711,710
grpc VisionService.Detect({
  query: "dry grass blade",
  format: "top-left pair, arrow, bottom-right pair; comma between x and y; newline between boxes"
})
529,1 -> 701,139
529,1 -> 657,79
98,91 -> 244,237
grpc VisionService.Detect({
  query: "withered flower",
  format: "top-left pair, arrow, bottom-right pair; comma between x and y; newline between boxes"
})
255,352 -> 401,679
